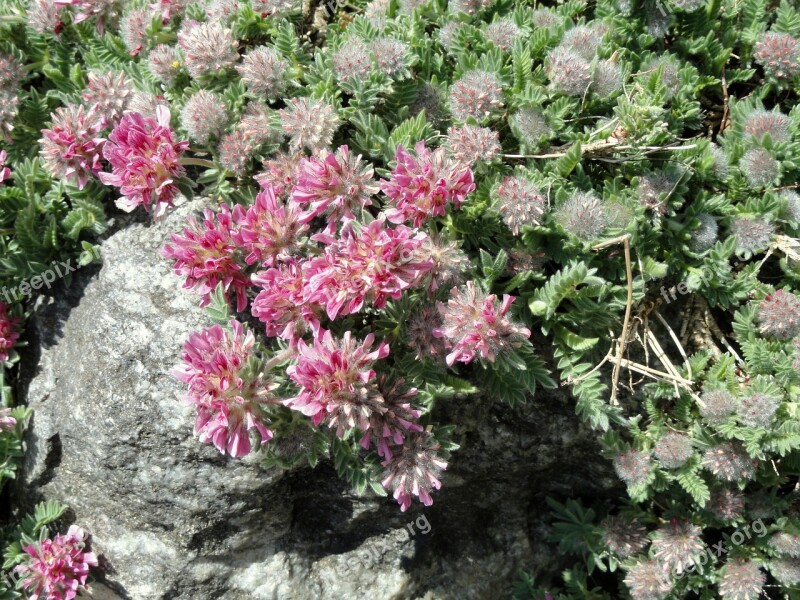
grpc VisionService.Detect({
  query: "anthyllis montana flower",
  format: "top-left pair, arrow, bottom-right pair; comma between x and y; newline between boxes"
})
14,525 -> 98,600
162,204 -> 251,312
178,21 -> 239,78
0,300 -> 20,362
699,388 -> 737,423
702,442 -> 758,482
0,407 -> 15,431
173,320 -> 276,457
381,429 -> 448,511
653,432 -> 693,469
434,280 -> 531,366
291,145 -> 379,230
754,32 -> 800,79
601,515 -> 649,559
99,106 -> 189,218
381,141 -> 475,228
251,259 -> 320,344
757,289 -> 800,339
39,103 -> 106,189
0,149 -> 10,184
623,559 -> 673,600
285,330 -> 389,426
279,97 -> 340,152
707,488 -> 745,521
493,175 -> 547,235
651,520 -> 705,574
442,124 -> 500,168
232,184 -> 306,267
447,70 -> 504,122
719,558 -> 765,600
613,449 -> 651,486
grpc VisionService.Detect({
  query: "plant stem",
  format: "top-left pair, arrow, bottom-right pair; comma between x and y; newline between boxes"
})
180,157 -> 216,169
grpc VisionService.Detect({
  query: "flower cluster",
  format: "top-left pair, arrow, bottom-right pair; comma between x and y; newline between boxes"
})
14,525 -> 98,600
39,103 -> 106,190
433,281 -> 531,366
381,141 -> 475,227
99,106 -> 189,218
0,407 -> 15,431
0,300 -> 20,362
172,320 -> 276,457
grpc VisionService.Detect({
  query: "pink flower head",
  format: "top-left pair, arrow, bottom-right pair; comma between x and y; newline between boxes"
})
381,430 -> 447,511
172,320 -> 276,457
14,525 -> 98,600
291,145 -> 379,232
231,184 -> 307,267
356,376 -> 423,461
434,280 -> 531,366
255,151 -> 302,198
54,0 -> 115,34
39,103 -> 106,190
0,301 -> 20,362
251,259 -> 320,344
98,106 -> 189,219
0,407 -> 15,431
381,141 -> 475,227
285,330 -> 389,426
304,217 -> 433,319
0,149 -> 10,184
162,204 -> 251,312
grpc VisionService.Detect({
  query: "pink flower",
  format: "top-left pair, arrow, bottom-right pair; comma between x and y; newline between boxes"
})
54,0 -> 115,34
162,204 -> 251,312
0,407 -> 15,431
0,301 -> 20,362
290,145 -> 379,231
356,376 -> 423,460
304,217 -> 432,319
39,103 -> 106,190
251,259 -> 320,343
0,149 -> 9,184
98,106 -> 189,219
381,430 -> 447,511
255,151 -> 302,198
434,281 -> 531,366
172,320 -> 276,457
231,184 -> 307,267
14,525 -> 98,600
380,141 -> 475,227
285,330 -> 389,426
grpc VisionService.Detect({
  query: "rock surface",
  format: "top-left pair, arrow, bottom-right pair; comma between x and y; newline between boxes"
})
17,199 -> 616,599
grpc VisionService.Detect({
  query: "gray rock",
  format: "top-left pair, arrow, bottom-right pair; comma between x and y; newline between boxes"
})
17,198 -> 616,599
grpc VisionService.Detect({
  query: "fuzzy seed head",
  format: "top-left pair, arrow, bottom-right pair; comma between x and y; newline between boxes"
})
398,0 -> 428,12
654,432 -> 693,469
699,389 -> 737,424
381,430 -> 448,511
438,21 -> 461,50
442,124 -> 500,167
743,109 -> 791,143
413,234 -> 470,293
0,54 -> 21,90
510,107 -> 550,149
494,176 -> 546,235
206,0 -> 244,20
178,22 -> 239,78
670,0 -> 705,10
364,0 -> 390,22
219,130 -> 255,176
237,46 -> 290,101
485,18 -> 521,51
691,213 -> 718,252
120,7 -> 149,54
410,83 -> 447,126
737,390 -> 780,428
547,47 -> 592,96
448,0 -> 492,16
702,442 -> 757,482
770,558 -> 800,585
255,151 -> 301,197
238,103 -> 278,146
82,71 -> 134,126
180,90 -> 228,145
739,147 -> 779,187
637,168 -> 683,214
0,92 -> 19,135
613,449 -> 651,486
719,559 -> 765,600
561,24 -> 603,60
127,91 -> 168,120
781,190 -> 800,223
707,488 -> 745,521
332,40 -> 373,82
592,60 -> 623,96
369,37 -> 410,78
769,532 -> 800,557
754,32 -> 800,79
758,289 -> 800,339
532,8 -> 560,28
27,0 -> 62,34
252,0 -> 300,17
39,103 -> 105,189
652,520 -> 705,574
447,70 -> 504,122
279,97 -> 340,152
710,143 -> 729,179
407,306 -> 447,360
730,216 -> 775,254
624,559 -> 673,600
556,190 -> 609,240
147,44 -> 182,86
601,515 -> 649,559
